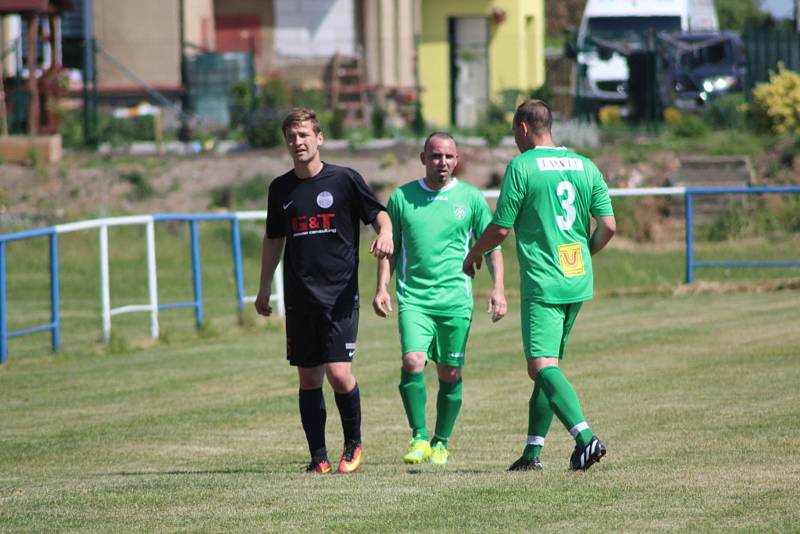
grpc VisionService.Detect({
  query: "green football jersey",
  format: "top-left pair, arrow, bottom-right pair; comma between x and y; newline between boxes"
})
492,146 -> 613,304
388,178 -> 494,318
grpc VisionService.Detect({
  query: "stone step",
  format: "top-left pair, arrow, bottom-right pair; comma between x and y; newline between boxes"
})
668,156 -> 754,223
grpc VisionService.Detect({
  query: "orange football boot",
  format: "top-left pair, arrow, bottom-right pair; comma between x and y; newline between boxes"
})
338,441 -> 362,474
305,458 -> 332,474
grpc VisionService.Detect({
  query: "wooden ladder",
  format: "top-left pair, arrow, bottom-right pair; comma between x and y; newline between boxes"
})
331,54 -> 369,128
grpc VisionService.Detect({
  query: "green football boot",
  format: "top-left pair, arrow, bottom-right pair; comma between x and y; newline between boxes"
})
429,442 -> 449,465
403,438 -> 432,464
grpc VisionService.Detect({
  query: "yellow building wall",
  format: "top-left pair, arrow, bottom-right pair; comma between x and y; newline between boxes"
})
418,0 -> 544,127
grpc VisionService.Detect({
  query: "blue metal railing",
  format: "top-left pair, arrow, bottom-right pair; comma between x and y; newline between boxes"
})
1,212 -> 272,364
0,228 -> 61,363
3,187 -> 800,363
684,186 -> 800,283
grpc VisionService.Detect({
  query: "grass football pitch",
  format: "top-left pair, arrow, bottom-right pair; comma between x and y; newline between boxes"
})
1,231 -> 800,531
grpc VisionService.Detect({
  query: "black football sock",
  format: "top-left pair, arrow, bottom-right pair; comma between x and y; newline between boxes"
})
334,384 -> 362,445
299,387 -> 327,460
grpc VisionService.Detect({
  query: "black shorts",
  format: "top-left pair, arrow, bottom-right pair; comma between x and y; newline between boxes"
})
285,307 -> 359,368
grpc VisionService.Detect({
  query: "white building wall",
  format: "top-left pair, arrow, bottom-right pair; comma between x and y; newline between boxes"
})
274,0 -> 355,61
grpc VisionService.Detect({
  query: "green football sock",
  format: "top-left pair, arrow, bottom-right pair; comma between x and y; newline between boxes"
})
399,369 -> 428,440
432,378 -> 462,448
537,366 -> 593,448
523,380 -> 553,460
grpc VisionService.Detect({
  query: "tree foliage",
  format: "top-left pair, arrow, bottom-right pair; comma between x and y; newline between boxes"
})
716,0 -> 769,31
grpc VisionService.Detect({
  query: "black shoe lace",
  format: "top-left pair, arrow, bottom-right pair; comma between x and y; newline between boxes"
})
343,441 -> 360,461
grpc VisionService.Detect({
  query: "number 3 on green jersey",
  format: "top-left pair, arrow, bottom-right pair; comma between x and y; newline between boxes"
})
556,180 -> 576,231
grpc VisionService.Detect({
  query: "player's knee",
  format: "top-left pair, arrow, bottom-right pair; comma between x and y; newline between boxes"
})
438,365 -> 461,383
298,374 -> 324,389
527,366 -> 538,381
402,352 -> 426,373
325,367 -> 355,392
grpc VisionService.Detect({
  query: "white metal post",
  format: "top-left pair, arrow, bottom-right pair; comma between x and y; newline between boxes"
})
145,220 -> 159,339
99,224 -> 111,344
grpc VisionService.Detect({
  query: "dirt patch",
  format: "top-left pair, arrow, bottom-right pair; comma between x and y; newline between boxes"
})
0,144 -> 519,226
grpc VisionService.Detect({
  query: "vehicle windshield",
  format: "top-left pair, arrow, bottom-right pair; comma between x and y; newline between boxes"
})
584,16 -> 682,50
677,38 -> 736,69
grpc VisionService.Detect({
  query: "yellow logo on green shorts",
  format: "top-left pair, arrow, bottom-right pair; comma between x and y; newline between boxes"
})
558,243 -> 585,277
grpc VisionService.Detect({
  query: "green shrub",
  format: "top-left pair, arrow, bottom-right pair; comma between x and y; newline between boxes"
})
229,80 -> 254,129
209,174 -> 268,209
260,77 -> 292,109
700,204 -> 750,241
667,113 -> 709,138
479,101 -> 509,147
120,171 -> 155,201
347,127 -> 370,150
777,196 -> 800,233
529,84 -> 554,102
703,93 -> 748,130
371,106 -> 387,138
779,136 -> 800,167
412,100 -> 426,137
327,109 -> 345,139
697,196 -> 800,241
484,100 -> 506,125
59,108 -> 84,148
243,109 -> 286,148
96,114 -> 157,145
293,88 -> 327,111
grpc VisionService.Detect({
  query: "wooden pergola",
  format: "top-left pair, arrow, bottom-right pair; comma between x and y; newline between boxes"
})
0,0 -> 73,135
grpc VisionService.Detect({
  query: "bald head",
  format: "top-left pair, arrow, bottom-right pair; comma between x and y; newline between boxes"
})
423,132 -> 456,153
420,132 -> 458,189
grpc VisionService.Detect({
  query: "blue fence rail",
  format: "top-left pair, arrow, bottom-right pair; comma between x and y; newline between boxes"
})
3,187 -> 800,364
0,228 -> 61,361
684,186 -> 800,283
0,211 -> 281,364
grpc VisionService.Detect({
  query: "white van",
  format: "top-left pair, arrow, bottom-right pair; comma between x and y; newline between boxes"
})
575,0 -> 718,110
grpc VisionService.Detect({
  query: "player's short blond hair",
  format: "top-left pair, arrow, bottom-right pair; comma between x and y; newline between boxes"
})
282,108 -> 322,136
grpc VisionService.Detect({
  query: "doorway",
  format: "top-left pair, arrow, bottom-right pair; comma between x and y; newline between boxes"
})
449,17 -> 488,128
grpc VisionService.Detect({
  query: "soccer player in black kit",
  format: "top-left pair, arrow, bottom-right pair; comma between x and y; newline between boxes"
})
255,108 -> 393,474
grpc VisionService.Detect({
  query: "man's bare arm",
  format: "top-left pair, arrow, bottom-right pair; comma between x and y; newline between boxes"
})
370,211 -> 394,259
485,248 -> 507,322
590,215 -> 616,256
373,255 -> 397,318
463,224 -> 512,278
254,235 -> 285,316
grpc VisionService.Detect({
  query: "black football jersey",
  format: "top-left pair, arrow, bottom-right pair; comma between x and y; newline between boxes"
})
266,163 -> 385,313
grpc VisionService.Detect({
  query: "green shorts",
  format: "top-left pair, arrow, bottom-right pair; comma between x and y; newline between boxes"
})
521,299 -> 583,359
398,309 -> 471,367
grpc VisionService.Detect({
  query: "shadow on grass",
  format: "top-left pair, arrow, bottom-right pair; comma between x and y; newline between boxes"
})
107,468 -> 263,476
405,468 -> 484,475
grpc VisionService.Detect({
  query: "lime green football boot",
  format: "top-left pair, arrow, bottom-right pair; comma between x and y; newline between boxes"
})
429,442 -> 449,465
403,438 -> 432,464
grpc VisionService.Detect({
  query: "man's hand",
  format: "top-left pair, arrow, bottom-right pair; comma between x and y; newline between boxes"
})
462,250 -> 483,278
370,231 -> 393,259
254,288 -> 273,316
487,288 -> 507,323
372,288 -> 393,318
